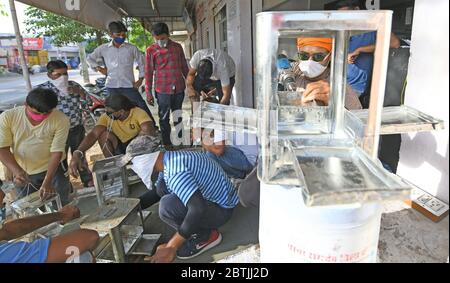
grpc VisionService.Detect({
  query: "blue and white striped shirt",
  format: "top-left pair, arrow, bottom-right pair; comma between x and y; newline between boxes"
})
158,151 -> 239,209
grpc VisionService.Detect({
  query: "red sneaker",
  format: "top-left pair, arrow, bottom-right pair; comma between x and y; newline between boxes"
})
176,230 -> 223,260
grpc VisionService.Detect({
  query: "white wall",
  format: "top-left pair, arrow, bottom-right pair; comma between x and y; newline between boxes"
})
226,0 -> 254,107
397,0 -> 449,203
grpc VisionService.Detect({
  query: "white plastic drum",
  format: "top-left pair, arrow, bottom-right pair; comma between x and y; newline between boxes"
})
259,184 -> 383,263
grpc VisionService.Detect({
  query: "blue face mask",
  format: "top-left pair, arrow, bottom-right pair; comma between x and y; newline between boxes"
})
114,36 -> 126,45
277,58 -> 291,70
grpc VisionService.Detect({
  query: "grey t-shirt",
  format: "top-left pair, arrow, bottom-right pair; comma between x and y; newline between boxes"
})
190,49 -> 236,87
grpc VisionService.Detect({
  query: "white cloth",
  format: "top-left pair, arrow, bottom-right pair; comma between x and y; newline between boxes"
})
52,75 -> 69,96
214,130 -> 259,166
130,152 -> 160,190
190,49 -> 236,87
87,41 -> 145,88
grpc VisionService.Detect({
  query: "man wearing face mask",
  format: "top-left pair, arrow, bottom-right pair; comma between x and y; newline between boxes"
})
145,22 -> 189,147
0,88 -> 71,205
292,37 -> 363,109
186,49 -> 236,106
37,60 -> 94,188
87,21 -> 156,128
69,95 -> 157,178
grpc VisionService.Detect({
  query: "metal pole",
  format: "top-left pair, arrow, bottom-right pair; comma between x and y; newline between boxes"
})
9,0 -> 31,91
78,43 -> 90,84
363,12 -> 393,159
330,31 -> 349,137
109,226 -> 126,263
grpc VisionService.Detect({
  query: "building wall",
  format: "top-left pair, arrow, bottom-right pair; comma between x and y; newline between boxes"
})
397,0 -> 449,203
226,0 -> 254,107
191,0 -> 254,107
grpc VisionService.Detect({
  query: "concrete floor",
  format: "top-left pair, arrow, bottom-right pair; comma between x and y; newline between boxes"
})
73,182 -> 448,263
378,201 -> 449,263
74,182 -> 260,263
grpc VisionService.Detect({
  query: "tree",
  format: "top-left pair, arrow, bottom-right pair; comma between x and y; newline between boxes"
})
24,8 -> 153,52
0,3 -> 8,17
24,6 -> 106,46
126,18 -> 154,52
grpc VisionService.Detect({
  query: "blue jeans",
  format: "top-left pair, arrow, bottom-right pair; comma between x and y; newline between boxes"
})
107,88 -> 157,129
139,178 -> 233,237
206,146 -> 254,179
64,125 -> 92,187
155,92 -> 185,146
16,163 -> 71,206
193,76 -> 236,104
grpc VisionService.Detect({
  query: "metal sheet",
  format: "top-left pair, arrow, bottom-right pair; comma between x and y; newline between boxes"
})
290,140 -> 411,206
80,198 -> 140,232
130,234 -> 161,256
194,101 -> 258,134
10,191 -> 62,217
351,105 -> 445,135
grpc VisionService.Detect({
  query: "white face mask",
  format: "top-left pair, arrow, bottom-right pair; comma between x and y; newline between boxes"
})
157,39 -> 168,48
130,152 -> 160,190
52,75 -> 69,96
299,60 -> 328,78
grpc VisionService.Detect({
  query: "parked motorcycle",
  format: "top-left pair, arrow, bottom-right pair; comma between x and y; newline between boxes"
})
80,77 -> 109,132
9,64 -> 35,75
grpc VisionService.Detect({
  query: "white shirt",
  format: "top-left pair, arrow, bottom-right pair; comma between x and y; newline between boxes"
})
190,49 -> 236,87
87,41 -> 145,88
214,130 -> 259,166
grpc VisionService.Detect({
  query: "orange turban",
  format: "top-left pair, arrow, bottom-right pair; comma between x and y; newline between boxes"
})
297,38 -> 333,52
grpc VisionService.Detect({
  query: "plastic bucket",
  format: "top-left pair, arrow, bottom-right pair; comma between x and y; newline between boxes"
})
259,184 -> 383,263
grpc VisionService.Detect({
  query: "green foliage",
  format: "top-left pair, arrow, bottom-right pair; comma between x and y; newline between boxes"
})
0,3 -> 8,17
23,7 -> 153,52
24,6 -> 105,46
126,18 -> 153,52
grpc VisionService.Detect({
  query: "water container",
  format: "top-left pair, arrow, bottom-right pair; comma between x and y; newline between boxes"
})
259,183 -> 383,263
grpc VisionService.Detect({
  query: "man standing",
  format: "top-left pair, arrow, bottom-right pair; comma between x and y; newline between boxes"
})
334,0 -> 401,98
335,0 -> 402,173
145,23 -> 189,147
186,48 -> 236,105
0,88 -> 71,205
37,60 -> 93,188
87,21 -> 156,127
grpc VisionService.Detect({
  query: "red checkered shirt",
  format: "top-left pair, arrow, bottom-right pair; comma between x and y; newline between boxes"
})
145,39 -> 189,97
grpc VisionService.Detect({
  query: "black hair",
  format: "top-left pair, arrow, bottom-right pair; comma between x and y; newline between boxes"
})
105,94 -> 135,112
197,59 -> 213,80
278,54 -> 288,59
334,0 -> 361,10
26,88 -> 58,113
151,22 -> 170,36
108,21 -> 127,33
47,60 -> 67,73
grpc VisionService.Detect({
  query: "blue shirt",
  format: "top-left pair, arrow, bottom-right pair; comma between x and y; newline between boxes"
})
157,151 -> 239,209
348,31 -> 377,94
347,64 -> 369,95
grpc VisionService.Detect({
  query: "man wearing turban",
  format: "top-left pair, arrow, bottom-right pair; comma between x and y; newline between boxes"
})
292,37 -> 364,110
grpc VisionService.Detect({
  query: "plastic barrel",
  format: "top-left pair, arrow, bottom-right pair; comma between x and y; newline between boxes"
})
259,184 -> 383,263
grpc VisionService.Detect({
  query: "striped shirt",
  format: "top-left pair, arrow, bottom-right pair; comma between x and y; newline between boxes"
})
37,81 -> 83,128
145,39 -> 189,96
157,151 -> 239,209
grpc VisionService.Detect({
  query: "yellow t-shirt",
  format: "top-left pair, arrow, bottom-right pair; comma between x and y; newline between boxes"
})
0,106 -> 70,175
96,107 -> 152,143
